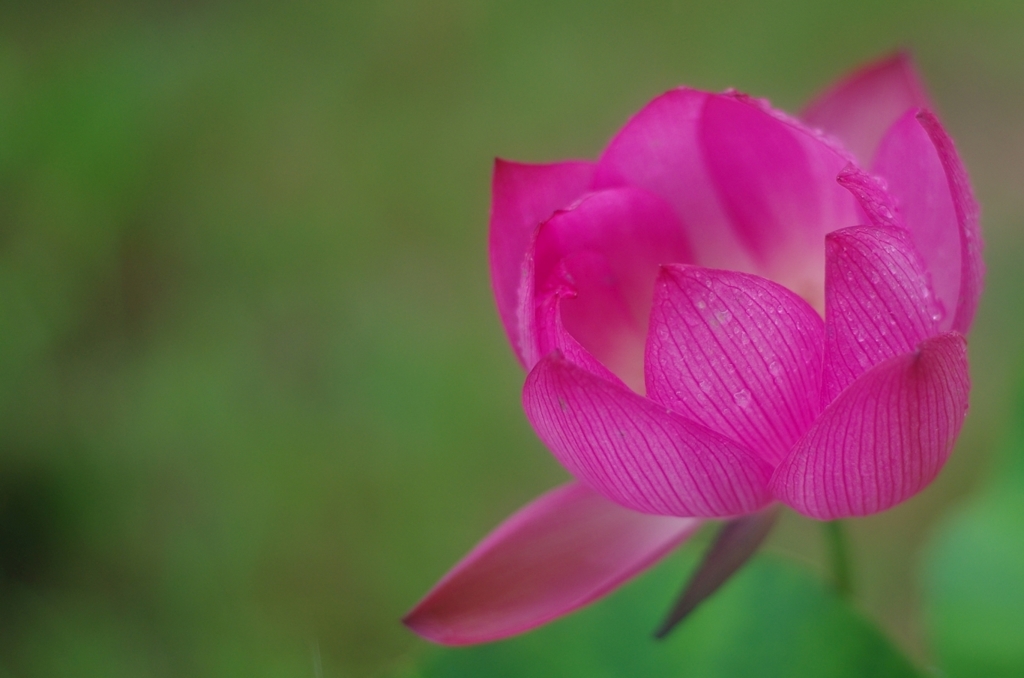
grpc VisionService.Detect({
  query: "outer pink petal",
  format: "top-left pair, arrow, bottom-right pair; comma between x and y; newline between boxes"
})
645,265 -> 824,466
771,332 -> 970,520
403,481 -> 701,646
699,93 -> 861,309
801,51 -> 930,166
489,159 -> 595,367
822,226 -> 940,404
917,111 -> 985,335
872,109 -> 984,335
523,187 -> 693,385
523,353 -> 773,517
594,88 -> 754,272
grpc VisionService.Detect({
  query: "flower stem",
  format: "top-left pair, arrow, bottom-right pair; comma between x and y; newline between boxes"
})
824,520 -> 852,599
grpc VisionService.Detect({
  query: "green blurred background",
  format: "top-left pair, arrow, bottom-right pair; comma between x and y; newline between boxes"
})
1,1 -> 1023,676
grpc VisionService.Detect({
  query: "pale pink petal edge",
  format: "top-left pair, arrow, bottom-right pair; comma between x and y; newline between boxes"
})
403,481 -> 701,645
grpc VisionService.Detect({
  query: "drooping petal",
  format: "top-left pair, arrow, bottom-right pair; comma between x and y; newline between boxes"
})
523,353 -> 773,517
594,88 -> 754,272
524,187 -> 693,385
699,93 -> 861,308
801,51 -> 930,166
490,159 -> 595,367
654,505 -> 780,638
771,332 -> 970,520
873,109 -> 984,335
645,265 -> 824,466
403,481 -> 701,646
917,111 -> 985,335
822,226 -> 940,404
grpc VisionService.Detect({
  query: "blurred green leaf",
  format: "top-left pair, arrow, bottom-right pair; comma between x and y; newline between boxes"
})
406,556 -> 920,678
924,403 -> 1024,678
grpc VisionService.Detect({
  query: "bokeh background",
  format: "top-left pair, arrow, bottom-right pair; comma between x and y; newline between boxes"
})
1,1 -> 1024,676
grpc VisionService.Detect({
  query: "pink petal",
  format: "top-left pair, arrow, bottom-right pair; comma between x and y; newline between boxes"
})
535,284 -> 627,387
872,109 -> 984,335
645,265 -> 824,466
403,481 -> 701,646
822,226 -> 941,404
917,111 -> 985,335
523,353 -> 773,517
524,187 -> 693,386
801,51 -> 930,166
490,159 -> 595,367
699,93 -> 861,309
836,164 -> 903,230
770,332 -> 970,520
594,88 -> 754,272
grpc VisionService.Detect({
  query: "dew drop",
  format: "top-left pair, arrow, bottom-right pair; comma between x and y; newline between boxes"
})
715,309 -> 732,325
733,389 -> 752,408
768,361 -> 782,377
699,380 -> 713,393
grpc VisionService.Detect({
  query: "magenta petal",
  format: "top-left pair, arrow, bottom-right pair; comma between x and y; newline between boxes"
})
645,265 -> 824,466
594,88 -> 753,272
403,481 -> 701,646
535,286 -> 627,387
523,353 -> 773,517
822,226 -> 940,404
771,332 -> 970,520
490,159 -> 595,367
916,111 -> 985,335
700,93 -> 860,307
525,187 -> 693,385
837,164 -> 903,230
872,109 -> 984,335
802,51 -> 930,166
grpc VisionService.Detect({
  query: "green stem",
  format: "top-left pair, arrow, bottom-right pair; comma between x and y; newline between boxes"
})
824,520 -> 853,599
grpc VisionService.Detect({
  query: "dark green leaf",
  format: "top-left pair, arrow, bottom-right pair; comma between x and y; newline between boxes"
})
924,411 -> 1024,678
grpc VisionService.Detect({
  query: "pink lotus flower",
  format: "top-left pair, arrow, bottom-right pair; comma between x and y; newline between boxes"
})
404,53 -> 983,646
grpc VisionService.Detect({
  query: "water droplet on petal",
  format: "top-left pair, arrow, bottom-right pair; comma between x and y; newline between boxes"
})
733,389 -> 751,408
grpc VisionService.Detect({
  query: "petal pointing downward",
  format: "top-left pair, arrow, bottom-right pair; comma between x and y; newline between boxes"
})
771,332 -> 970,520
523,353 -> 773,517
403,482 -> 701,645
